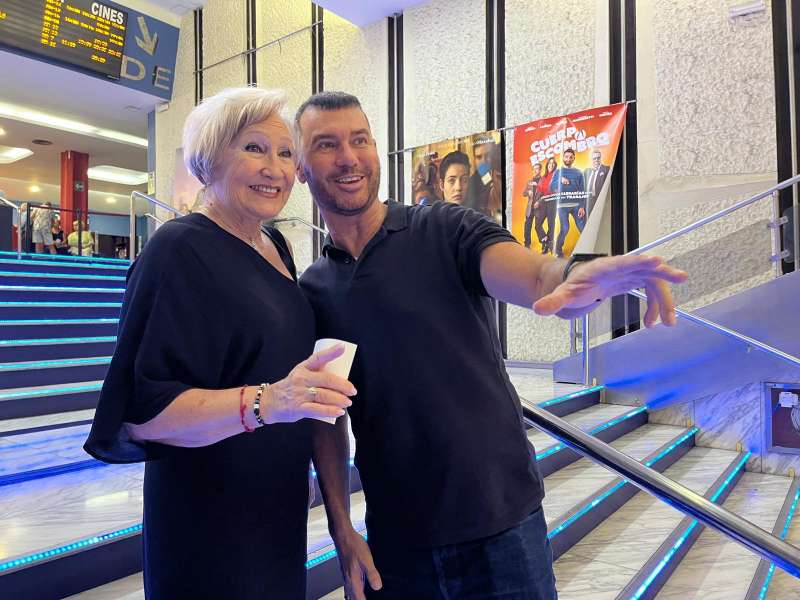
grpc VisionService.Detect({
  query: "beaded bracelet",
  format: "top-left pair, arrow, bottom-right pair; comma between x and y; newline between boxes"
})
253,383 -> 268,427
239,385 -> 254,433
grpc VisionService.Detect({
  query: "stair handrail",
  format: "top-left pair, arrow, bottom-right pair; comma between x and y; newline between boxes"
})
0,196 -> 21,260
581,174 -> 800,379
520,399 -> 800,579
129,191 -> 181,260
144,213 -> 165,227
628,173 -> 800,257
269,216 -> 327,236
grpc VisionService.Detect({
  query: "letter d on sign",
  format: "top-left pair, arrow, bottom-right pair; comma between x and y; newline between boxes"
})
121,55 -> 145,81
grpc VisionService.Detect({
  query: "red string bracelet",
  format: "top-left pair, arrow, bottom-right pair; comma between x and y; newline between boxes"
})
239,385 -> 255,433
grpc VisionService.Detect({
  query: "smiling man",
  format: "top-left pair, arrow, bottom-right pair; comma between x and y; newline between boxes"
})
295,91 -> 686,600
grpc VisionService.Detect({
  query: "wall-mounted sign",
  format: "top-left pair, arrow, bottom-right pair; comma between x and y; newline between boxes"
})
0,0 -> 179,100
0,0 -> 129,78
765,382 -> 800,454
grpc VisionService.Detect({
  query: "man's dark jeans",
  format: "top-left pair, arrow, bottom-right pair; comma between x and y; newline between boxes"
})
364,507 -> 557,599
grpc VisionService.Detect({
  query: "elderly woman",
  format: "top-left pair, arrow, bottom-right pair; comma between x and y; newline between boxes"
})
84,87 -> 355,598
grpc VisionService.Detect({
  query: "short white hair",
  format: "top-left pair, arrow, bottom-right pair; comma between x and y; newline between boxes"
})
182,86 -> 292,186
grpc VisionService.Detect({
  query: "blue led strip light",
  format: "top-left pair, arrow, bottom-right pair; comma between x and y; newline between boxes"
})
0,285 -> 124,293
547,428 -> 697,540
0,318 -> 119,325
0,271 -> 126,282
0,356 -> 111,370
0,302 -> 122,307
0,459 -> 106,488
305,532 -> 368,569
758,486 -> 800,599
537,385 -> 604,408
535,406 -> 648,461
0,524 -> 143,573
0,382 -> 103,401
0,258 -> 128,271
0,336 -> 116,346
0,250 -> 130,264
629,452 -> 751,600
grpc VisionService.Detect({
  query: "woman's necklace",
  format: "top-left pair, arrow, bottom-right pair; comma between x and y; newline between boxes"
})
202,204 -> 261,251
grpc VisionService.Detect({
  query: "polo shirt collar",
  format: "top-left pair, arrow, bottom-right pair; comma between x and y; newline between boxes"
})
322,200 -> 407,256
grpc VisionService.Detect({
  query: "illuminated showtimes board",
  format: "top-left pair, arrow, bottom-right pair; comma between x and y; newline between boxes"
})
0,0 -> 128,78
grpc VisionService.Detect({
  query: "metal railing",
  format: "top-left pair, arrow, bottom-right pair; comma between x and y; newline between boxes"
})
521,400 -> 800,578
130,191 -> 181,260
580,174 -> 800,383
0,196 -> 21,259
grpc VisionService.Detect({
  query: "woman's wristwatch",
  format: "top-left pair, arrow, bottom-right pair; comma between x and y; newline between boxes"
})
562,253 -> 607,282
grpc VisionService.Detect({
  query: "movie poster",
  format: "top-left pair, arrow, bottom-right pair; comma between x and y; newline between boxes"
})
511,104 -> 627,257
410,130 -> 503,223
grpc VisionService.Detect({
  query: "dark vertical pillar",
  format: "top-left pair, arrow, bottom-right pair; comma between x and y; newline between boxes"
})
486,0 -> 508,357
194,9 -> 204,105
246,0 -> 257,85
387,14 -> 404,203
312,3 -> 325,259
774,0 -> 799,274
60,151 -> 89,236
609,0 -> 639,337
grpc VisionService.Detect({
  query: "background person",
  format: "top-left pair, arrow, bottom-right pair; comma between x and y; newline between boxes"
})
84,86 -> 354,599
67,220 -> 94,256
31,201 -> 57,254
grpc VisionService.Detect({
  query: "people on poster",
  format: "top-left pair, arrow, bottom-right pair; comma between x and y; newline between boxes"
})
535,157 -> 559,255
438,151 -> 471,205
549,148 -> 586,257
465,135 -> 502,221
510,103 -> 627,258
522,162 -> 542,250
584,149 -> 610,217
411,131 -> 503,223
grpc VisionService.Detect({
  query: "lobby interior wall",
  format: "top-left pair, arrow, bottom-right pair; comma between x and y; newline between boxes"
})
503,0 -> 599,362
154,11 -> 197,209
202,0 -> 248,96
635,0 -> 777,313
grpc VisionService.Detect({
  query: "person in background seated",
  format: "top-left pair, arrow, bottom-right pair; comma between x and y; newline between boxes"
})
31,201 -> 57,254
67,220 -> 94,256
84,86 -> 354,599
51,214 -> 69,255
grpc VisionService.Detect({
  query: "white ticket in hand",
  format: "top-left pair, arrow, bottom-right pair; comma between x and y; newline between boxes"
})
313,338 -> 357,424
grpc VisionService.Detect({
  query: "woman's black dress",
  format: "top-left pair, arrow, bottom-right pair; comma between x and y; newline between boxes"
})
84,213 -> 315,598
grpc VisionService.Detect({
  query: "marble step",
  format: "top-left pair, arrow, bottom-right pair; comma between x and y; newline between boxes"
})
759,477 -> 800,599
0,285 -> 125,303
0,318 -> 119,341
0,271 -> 127,289
0,336 -> 117,362
653,472 -> 793,599
0,407 -> 95,436
551,447 -> 742,599
0,301 -> 122,320
529,403 -> 648,476
0,380 -> 103,420
0,258 -> 128,277
0,357 -> 110,394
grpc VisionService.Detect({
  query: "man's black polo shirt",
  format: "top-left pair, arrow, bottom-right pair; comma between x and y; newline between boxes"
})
299,201 -> 544,547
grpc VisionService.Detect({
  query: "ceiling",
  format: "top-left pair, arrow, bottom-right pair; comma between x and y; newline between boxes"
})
316,0 -> 428,25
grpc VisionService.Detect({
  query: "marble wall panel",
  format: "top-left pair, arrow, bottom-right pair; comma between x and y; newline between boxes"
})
651,0 -> 775,178
202,0 -> 247,95
402,0 -> 486,153
155,12 -> 197,205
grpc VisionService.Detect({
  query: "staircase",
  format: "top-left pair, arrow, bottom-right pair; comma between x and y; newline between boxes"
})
0,252 -> 798,599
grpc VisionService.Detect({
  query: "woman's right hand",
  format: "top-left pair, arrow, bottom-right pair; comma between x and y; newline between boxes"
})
262,344 -> 356,424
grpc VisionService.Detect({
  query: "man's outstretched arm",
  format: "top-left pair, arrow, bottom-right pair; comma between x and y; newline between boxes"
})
479,242 -> 687,328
